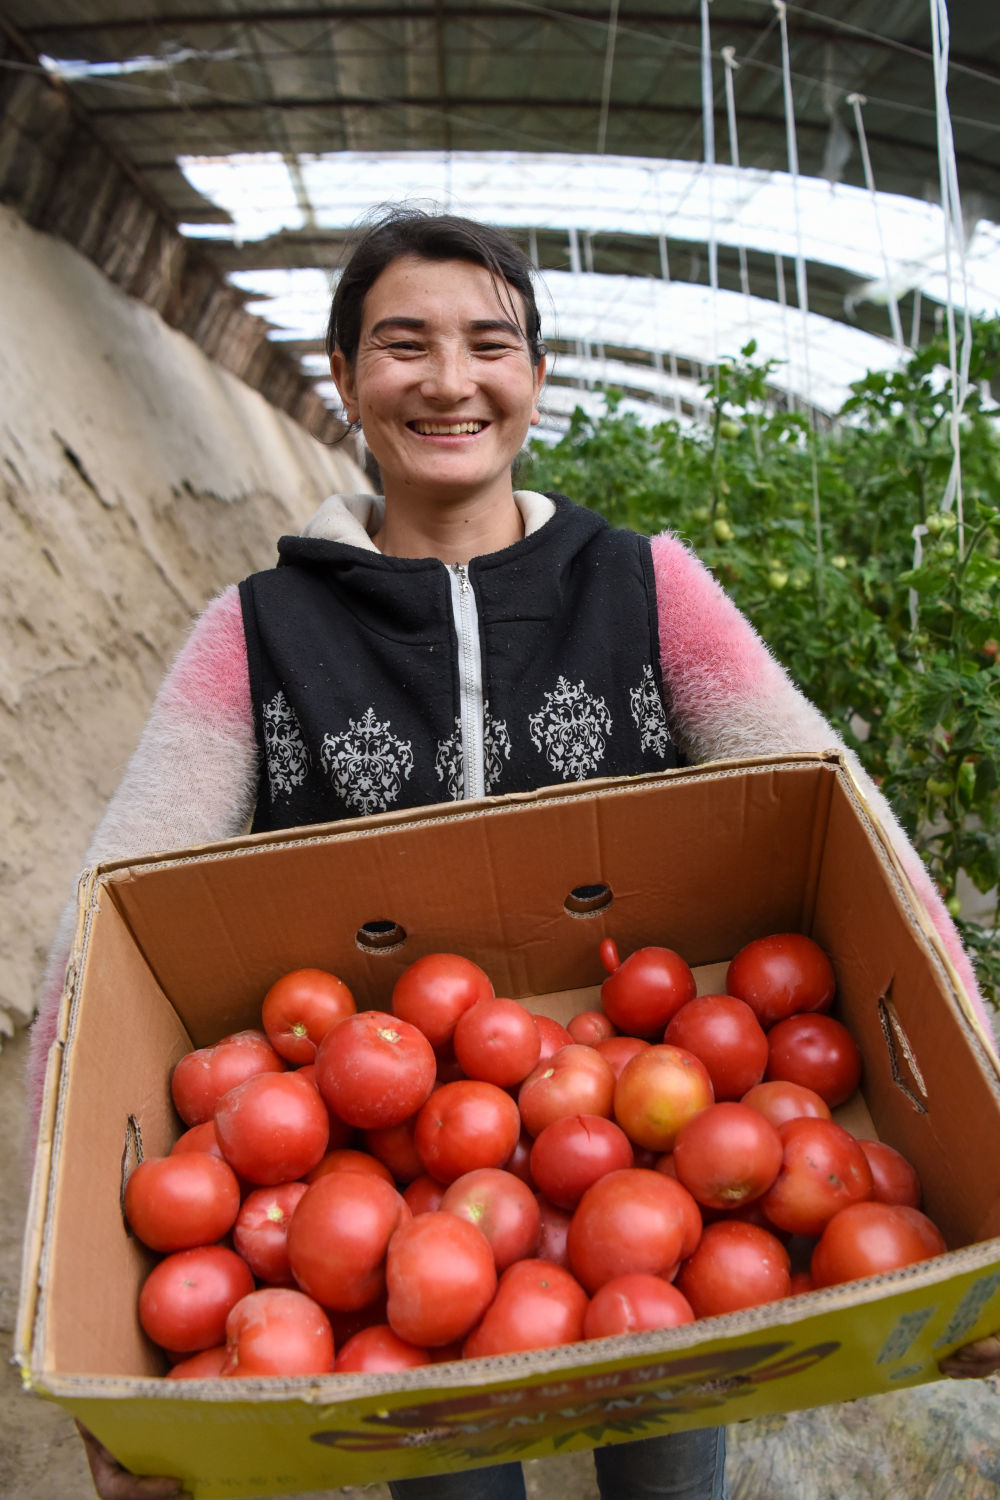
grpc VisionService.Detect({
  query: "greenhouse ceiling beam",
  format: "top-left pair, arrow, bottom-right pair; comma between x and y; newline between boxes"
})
21,5 -> 998,81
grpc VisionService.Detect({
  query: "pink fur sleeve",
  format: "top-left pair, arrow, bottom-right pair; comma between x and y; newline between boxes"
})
27,586 -> 258,1129
651,531 -> 992,1038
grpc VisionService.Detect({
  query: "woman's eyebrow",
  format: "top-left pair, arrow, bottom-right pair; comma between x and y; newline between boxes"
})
366,316 -> 523,339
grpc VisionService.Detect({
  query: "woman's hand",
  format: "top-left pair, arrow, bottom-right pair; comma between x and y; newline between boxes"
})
77,1423 -> 190,1500
938,1332 -> 1000,1379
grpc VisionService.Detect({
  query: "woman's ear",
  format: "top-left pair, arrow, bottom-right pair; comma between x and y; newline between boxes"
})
331,350 -> 360,425
529,352 -> 547,428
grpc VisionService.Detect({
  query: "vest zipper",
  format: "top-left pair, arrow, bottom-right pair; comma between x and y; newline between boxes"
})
447,563 -> 485,799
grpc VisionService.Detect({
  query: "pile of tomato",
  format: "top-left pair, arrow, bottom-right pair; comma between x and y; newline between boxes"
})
126,933 -> 947,1378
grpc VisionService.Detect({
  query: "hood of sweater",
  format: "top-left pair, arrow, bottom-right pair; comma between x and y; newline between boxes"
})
298,489 -> 558,552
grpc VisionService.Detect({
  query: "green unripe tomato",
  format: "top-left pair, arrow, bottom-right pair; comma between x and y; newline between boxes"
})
767,569 -> 789,591
718,419 -> 742,439
926,776 -> 954,798
946,895 -> 962,919
712,518 -> 735,544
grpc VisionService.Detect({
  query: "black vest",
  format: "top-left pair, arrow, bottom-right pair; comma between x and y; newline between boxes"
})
239,496 -> 680,832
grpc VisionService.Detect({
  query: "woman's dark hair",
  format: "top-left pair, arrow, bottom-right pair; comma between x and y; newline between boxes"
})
326,207 -> 545,368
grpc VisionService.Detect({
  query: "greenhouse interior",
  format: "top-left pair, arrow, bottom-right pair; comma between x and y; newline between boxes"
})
2,3 -> 999,1499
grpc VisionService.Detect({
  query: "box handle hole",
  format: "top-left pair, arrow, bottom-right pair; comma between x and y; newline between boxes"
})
878,992 -> 928,1113
356,919 -> 407,954
120,1113 -> 143,1234
564,883 -> 613,916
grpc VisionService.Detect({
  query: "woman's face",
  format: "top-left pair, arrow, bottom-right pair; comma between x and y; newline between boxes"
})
332,255 -> 545,512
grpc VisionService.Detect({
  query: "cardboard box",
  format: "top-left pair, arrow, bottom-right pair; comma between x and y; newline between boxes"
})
18,753 -> 1000,1498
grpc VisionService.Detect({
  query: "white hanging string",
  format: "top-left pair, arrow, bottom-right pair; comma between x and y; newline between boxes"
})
929,0 -> 972,555
846,93 -> 906,351
596,0 -> 621,155
699,0 -> 720,374
657,229 -> 683,421
774,0 -> 824,587
721,46 -> 753,332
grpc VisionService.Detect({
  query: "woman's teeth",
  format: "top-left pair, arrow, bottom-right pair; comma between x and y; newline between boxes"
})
411,421 -> 486,435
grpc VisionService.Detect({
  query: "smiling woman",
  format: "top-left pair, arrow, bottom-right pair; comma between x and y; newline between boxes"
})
330,254 -> 546,558
32,206 -> 997,1500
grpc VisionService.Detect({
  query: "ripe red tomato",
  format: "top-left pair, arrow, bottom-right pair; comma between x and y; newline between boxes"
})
518,1044 -> 616,1137
535,1195 -> 573,1267
463,1259 -> 588,1357
664,995 -> 768,1100
139,1245 -> 254,1354
672,1103 -> 783,1211
440,1168 -> 541,1270
583,1273 -> 695,1339
315,1010 -> 436,1129
361,1118 -> 425,1184
676,1220 -> 791,1316
566,1168 -> 689,1292
305,1148 -> 395,1186
726,933 -> 835,1029
599,939 -> 697,1037
740,1079 -> 831,1128
612,1045 -> 714,1153
452,997 -> 541,1087
233,1181 -> 308,1284
765,1013 -> 862,1107
124,1153 -> 241,1253
334,1323 -> 430,1372
221,1288 -> 335,1376
171,1030 -> 285,1127
261,968 -> 356,1064
391,953 -> 494,1050
286,1171 -> 409,1311
214,1071 -> 330,1186
415,1079 -> 521,1184
532,1014 -> 574,1061
529,1114 -> 634,1209
858,1139 -> 922,1208
567,1010 -> 618,1046
165,1346 -> 228,1379
386,1212 -> 497,1346
811,1201 -> 946,1288
758,1117 -> 873,1237
170,1121 -> 228,1160
403,1174 -> 445,1214
594,1035 -> 650,1079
